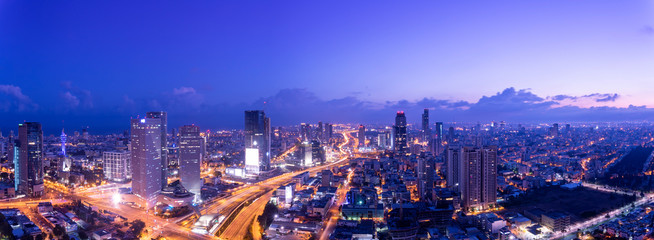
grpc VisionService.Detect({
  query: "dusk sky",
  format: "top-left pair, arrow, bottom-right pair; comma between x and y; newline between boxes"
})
2,1 -> 654,133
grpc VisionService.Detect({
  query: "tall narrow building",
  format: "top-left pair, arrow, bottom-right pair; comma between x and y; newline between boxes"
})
459,146 -> 497,211
422,109 -> 431,143
60,129 -> 67,156
146,111 -> 168,188
245,110 -> 271,172
393,111 -> 408,154
131,118 -> 163,208
317,122 -> 324,141
446,146 -> 462,189
179,125 -> 203,196
18,122 -> 44,197
358,125 -> 365,148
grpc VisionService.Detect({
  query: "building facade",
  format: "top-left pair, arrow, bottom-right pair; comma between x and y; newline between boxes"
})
179,125 -> 202,196
130,118 -> 163,208
16,123 -> 44,197
146,111 -> 168,189
103,151 -> 131,182
244,110 -> 271,172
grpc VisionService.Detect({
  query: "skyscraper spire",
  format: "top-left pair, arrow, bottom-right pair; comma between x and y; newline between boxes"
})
60,128 -> 67,156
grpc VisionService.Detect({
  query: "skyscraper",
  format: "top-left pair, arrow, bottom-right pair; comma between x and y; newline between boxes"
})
448,126 -> 455,143
358,125 -> 365,148
393,111 -> 408,154
245,110 -> 271,172
446,146 -> 462,189
550,123 -> 560,137
146,111 -> 168,188
434,122 -> 443,143
8,133 -> 20,191
422,109 -> 431,143
60,129 -> 67,156
459,146 -> 497,210
18,122 -> 44,197
325,123 -> 333,143
179,125 -> 202,196
300,123 -> 310,141
131,118 -> 163,207
317,121 -> 324,141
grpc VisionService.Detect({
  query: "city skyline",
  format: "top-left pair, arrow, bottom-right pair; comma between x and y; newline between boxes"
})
2,0 -> 654,132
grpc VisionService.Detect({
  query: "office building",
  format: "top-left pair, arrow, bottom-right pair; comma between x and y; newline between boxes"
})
358,125 -> 365,148
18,122 -> 44,197
179,125 -> 203,196
146,111 -> 168,188
245,110 -> 271,172
131,118 -> 163,207
103,151 -> 131,182
393,111 -> 408,154
325,123 -> 333,142
448,126 -> 455,143
422,109 -> 430,143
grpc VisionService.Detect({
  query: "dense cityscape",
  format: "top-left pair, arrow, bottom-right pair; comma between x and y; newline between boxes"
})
3,1 -> 654,240
2,111 -> 654,240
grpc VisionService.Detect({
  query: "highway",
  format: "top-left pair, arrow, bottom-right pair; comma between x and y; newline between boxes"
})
216,130 -> 359,239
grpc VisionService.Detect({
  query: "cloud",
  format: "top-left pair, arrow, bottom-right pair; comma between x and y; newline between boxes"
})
549,93 -> 620,103
61,92 -> 80,108
60,81 -> 93,109
0,85 -> 37,112
173,87 -> 197,95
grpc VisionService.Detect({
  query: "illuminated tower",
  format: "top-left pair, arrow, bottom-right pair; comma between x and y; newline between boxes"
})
245,110 -> 271,172
18,122 -> 44,197
179,125 -> 202,196
393,111 -> 408,154
459,146 -> 497,211
422,109 -> 431,143
130,118 -> 163,208
60,129 -> 67,156
146,111 -> 168,188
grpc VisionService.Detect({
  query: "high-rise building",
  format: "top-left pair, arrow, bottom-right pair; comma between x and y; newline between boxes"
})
245,110 -> 271,172
18,122 -> 44,197
565,124 -> 571,134
103,151 -> 131,182
146,111 -> 168,188
317,121 -> 324,141
446,146 -> 462,189
459,146 -> 497,210
393,111 -> 408,154
550,123 -> 560,137
179,125 -> 203,196
300,123 -> 310,141
325,123 -> 333,142
434,122 -> 443,141
8,133 -> 20,191
448,126 -> 455,143
301,141 -> 313,167
358,125 -> 366,148
130,118 -> 163,208
378,130 -> 389,149
311,140 -> 325,165
422,109 -> 431,143
60,129 -> 67,156
417,157 -> 434,200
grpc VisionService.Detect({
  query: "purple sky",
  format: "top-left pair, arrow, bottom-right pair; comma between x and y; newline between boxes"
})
1,1 -> 654,133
